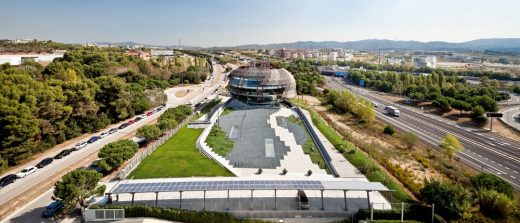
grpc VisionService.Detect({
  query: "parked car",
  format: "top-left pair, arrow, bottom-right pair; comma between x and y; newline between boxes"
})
54,149 -> 73,159
138,114 -> 147,118
127,120 -> 136,125
42,201 -> 64,218
109,128 -> 118,134
0,174 -> 17,188
36,157 -> 54,168
297,190 -> 310,210
16,166 -> 37,178
100,131 -> 110,138
135,117 -> 143,122
87,136 -> 101,144
118,123 -> 129,129
146,111 -> 153,116
74,141 -> 87,150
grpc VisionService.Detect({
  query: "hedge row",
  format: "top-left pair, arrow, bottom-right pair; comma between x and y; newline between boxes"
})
101,205 -> 268,223
355,208 -> 446,223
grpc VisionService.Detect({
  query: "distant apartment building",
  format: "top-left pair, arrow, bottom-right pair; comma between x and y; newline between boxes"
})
126,50 -> 151,60
13,39 -> 37,44
0,50 -> 66,65
412,56 -> 437,68
151,49 -> 174,57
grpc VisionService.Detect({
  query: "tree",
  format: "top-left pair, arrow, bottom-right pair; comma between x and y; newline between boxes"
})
158,118 -> 178,131
432,97 -> 451,111
451,100 -> 472,115
136,124 -> 162,141
471,105 -> 487,123
470,173 -> 513,198
400,132 -> 419,150
53,169 -> 106,210
472,95 -> 498,112
98,140 -> 139,172
420,181 -> 471,220
440,133 -> 464,161
383,125 -> 395,135
477,189 -> 516,219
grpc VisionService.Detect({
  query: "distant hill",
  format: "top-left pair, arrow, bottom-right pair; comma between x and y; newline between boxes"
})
233,38 -> 520,52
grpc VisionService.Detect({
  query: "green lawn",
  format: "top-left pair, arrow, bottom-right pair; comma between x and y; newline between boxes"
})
128,125 -> 234,179
205,125 -> 234,156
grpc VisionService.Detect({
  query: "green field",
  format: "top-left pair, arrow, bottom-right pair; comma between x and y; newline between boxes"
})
205,125 -> 234,156
128,125 -> 234,178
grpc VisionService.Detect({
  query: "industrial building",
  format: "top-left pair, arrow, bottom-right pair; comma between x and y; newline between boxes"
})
227,66 -> 296,104
0,50 -> 66,65
412,56 -> 437,68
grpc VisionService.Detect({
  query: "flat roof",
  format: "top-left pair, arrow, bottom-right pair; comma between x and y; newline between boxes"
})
109,179 -> 390,194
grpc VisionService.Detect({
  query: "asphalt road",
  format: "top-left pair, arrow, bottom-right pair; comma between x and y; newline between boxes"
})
0,61 -> 227,222
499,93 -> 520,131
326,76 -> 520,190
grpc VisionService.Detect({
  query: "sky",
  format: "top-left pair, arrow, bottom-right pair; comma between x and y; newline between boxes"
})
1,0 -> 519,47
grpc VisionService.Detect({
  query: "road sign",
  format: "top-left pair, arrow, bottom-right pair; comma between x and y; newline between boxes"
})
486,112 -> 503,118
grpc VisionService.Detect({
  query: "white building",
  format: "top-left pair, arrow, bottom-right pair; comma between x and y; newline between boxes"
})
328,52 -> 338,61
151,49 -> 174,56
412,56 -> 437,68
0,50 -> 66,65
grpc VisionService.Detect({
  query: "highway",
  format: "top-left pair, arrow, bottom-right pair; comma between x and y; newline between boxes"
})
0,61 -> 227,222
325,76 -> 520,190
499,93 -> 520,132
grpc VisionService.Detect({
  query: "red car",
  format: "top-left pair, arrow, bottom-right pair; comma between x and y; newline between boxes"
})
128,120 -> 136,125
146,111 -> 153,116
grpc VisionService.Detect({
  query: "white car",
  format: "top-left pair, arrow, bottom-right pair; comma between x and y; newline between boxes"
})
74,141 -> 87,150
100,132 -> 110,138
16,166 -> 37,178
372,101 -> 379,107
138,114 -> 147,119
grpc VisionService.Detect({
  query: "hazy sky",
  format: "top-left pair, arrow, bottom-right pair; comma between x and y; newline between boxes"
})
1,0 -> 519,47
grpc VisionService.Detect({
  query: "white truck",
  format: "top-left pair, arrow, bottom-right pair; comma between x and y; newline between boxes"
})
385,106 -> 400,117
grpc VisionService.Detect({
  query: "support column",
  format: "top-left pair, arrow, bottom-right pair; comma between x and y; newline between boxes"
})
344,190 -> 348,211
227,190 -> 230,210
155,192 -> 159,206
320,190 -> 324,210
366,190 -> 371,209
274,189 -> 277,210
179,191 -> 183,209
131,193 -> 135,206
250,189 -> 254,210
203,190 -> 206,211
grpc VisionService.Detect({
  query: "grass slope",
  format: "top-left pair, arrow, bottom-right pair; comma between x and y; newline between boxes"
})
129,126 -> 234,178
205,125 -> 234,156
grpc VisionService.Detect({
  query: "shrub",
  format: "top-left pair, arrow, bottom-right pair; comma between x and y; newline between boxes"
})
282,168 -> 287,175
158,118 -> 178,131
383,125 -> 395,135
477,190 -> 516,219
400,132 -> 419,150
420,181 -> 471,220
470,173 -> 513,198
307,170 -> 312,176
136,124 -> 162,141
257,168 -> 262,174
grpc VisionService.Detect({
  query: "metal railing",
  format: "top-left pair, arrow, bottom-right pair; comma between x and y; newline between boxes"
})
84,208 -> 124,221
117,113 -> 196,179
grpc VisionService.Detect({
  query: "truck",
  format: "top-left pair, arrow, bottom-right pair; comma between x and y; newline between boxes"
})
385,106 -> 400,117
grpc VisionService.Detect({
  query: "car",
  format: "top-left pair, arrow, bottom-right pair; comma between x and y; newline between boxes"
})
36,157 -> 53,168
87,136 -> 101,144
372,101 -> 379,107
146,111 -> 153,116
0,174 -> 17,189
74,141 -> 87,150
42,201 -> 64,218
138,114 -> 147,118
100,131 -> 110,138
128,120 -> 136,125
16,166 -> 37,178
54,149 -> 73,159
109,128 -> 118,134
297,190 -> 310,210
118,123 -> 129,129
135,117 -> 143,122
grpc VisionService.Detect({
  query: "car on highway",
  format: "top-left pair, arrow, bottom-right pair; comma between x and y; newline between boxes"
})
109,128 -> 118,134
0,174 -> 17,189
385,106 -> 400,117
128,120 -> 136,125
74,141 -> 87,150
100,131 -> 110,138
118,123 -> 129,129
87,136 -> 101,144
16,166 -> 37,178
36,157 -> 54,168
54,149 -> 74,159
372,101 -> 379,107
42,201 -> 64,218
146,111 -> 153,116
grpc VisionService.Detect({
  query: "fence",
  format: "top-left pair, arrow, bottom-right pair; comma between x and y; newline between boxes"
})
356,202 -> 446,223
294,106 -> 339,177
117,113 -> 196,179
84,208 -> 124,221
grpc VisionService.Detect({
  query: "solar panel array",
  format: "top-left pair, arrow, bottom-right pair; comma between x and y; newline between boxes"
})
111,180 -> 325,193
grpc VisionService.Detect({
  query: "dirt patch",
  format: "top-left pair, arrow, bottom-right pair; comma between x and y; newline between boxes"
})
175,90 -> 189,98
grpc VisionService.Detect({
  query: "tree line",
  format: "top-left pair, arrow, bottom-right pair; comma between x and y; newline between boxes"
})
347,69 -> 507,123
285,59 -> 325,95
0,45 -> 206,172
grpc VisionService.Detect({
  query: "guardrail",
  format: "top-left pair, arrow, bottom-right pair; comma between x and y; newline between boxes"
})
293,106 -> 339,177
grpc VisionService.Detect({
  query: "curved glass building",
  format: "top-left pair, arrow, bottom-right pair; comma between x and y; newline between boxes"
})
228,66 -> 296,104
